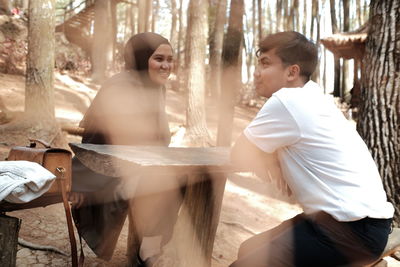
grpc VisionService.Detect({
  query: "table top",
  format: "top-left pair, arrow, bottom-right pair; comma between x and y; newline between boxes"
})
69,143 -> 237,177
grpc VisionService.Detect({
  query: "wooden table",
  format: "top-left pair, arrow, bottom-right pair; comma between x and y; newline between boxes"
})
69,143 -> 235,267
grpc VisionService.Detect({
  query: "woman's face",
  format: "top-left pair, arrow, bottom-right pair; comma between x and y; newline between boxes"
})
148,44 -> 174,85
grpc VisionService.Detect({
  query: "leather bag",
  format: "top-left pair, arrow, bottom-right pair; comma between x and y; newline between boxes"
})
1,139 -> 81,267
6,139 -> 72,201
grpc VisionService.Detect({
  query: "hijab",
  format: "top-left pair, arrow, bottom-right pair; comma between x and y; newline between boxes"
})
123,32 -> 170,85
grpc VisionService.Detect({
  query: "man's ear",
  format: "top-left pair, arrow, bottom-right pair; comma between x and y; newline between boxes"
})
287,64 -> 301,81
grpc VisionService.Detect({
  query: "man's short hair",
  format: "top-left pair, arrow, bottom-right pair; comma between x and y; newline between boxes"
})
257,31 -> 318,78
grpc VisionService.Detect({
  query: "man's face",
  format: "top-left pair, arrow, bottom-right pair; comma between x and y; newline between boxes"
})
254,49 -> 289,98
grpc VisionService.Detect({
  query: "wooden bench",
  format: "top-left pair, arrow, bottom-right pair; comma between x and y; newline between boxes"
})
70,143 -> 234,267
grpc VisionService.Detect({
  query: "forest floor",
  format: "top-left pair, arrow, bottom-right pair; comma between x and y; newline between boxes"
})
0,72 -> 398,267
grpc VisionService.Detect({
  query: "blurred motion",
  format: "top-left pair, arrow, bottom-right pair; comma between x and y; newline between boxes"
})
70,32 -> 185,265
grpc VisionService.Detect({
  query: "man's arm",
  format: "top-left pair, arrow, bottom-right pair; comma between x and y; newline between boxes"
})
230,133 -> 283,183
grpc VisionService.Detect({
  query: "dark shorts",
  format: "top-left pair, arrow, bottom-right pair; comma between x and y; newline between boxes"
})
230,212 -> 392,267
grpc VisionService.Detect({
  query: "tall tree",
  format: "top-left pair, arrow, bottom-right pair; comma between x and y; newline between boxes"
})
170,0 -> 179,50
356,0 -> 363,26
217,0 -> 244,146
208,0 -> 227,99
138,0 -> 151,32
310,0 -> 320,83
175,0 -> 184,82
257,0 -> 263,40
358,0 -> 400,226
302,0 -> 307,35
184,0 -> 212,146
152,0 -> 159,32
276,0 -> 282,31
25,0 -> 56,122
342,0 -> 351,102
330,0 -> 341,97
91,0 -> 113,82
292,0 -> 299,32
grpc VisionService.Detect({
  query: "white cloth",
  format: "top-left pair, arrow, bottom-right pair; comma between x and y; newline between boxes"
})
0,160 -> 56,203
244,81 -> 394,221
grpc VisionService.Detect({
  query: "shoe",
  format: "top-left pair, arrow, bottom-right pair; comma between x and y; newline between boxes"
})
128,252 -> 145,267
134,253 -> 160,267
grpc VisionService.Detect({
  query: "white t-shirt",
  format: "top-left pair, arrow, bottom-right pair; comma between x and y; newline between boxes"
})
244,81 -> 394,221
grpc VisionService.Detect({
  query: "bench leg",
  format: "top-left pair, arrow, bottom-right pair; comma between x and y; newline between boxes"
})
0,214 -> 21,267
173,173 -> 227,267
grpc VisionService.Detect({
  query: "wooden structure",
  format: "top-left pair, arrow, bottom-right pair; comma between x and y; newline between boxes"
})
321,24 -> 368,107
69,143 -> 236,267
55,0 -> 127,56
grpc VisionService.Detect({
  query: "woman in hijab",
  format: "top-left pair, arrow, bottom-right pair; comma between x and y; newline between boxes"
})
71,32 -> 183,266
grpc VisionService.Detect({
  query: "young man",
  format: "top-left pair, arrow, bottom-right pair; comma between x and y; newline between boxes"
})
230,31 -> 394,267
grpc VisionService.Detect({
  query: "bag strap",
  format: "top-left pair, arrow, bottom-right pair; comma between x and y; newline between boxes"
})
56,167 -> 84,267
28,139 -> 51,148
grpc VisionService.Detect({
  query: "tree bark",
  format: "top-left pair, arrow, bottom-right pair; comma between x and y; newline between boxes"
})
209,0 -> 227,99
152,0 -> 159,32
357,0 -> 400,226
302,0 -> 307,35
310,0 -> 320,83
217,0 -> 244,146
138,0 -> 151,33
276,0 -> 282,31
25,0 -> 56,121
175,0 -> 184,85
91,0 -> 113,82
342,0 -> 351,102
170,0 -> 178,50
330,0 -> 341,97
257,0 -> 263,40
184,0 -> 212,146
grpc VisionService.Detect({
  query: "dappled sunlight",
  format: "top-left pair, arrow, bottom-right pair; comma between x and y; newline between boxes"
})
55,106 -> 83,123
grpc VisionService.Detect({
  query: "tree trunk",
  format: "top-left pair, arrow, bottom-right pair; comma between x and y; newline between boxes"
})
110,0 -> 118,71
175,0 -> 184,87
302,0 -> 307,35
152,0 -> 159,32
283,0 -> 289,30
170,0 -> 178,50
257,0 -> 263,40
146,0 -> 153,32
356,0 -> 363,26
131,0 -> 138,35
184,0 -> 212,146
330,0 -> 341,97
209,0 -> 227,99
276,0 -> 282,31
217,0 -> 244,146
357,0 -> 400,226
138,0 -> 151,33
25,0 -> 56,121
310,0 -> 320,83
91,0 -> 113,83
292,0 -> 299,32
341,0 -> 351,102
